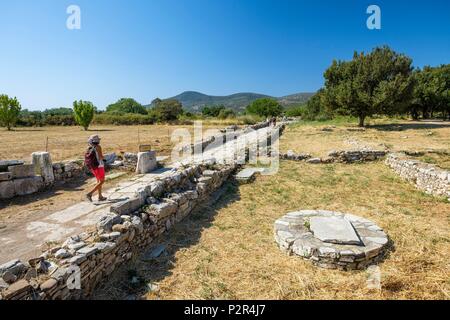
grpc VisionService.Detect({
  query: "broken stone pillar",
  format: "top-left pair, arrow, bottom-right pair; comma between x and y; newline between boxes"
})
32,152 -> 55,186
136,151 -> 157,174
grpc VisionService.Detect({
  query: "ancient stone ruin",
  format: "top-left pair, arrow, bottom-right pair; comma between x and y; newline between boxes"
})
386,153 -> 450,200
0,121 -> 285,300
274,210 -> 389,270
280,149 -> 387,164
0,160 -> 45,199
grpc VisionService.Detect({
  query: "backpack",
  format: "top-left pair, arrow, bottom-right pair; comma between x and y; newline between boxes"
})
84,146 -> 99,169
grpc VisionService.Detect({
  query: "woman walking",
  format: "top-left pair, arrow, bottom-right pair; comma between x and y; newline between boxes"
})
85,135 -> 107,202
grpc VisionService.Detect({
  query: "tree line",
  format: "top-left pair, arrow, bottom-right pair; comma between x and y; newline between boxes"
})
0,97 -> 186,131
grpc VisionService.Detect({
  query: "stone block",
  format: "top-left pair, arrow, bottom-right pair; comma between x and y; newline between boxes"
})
0,180 -> 15,199
310,217 -> 361,245
0,160 -> 24,172
146,201 -> 178,220
0,172 -> 12,181
32,152 -> 55,185
13,176 -> 44,196
110,197 -> 144,215
0,260 -> 27,277
96,213 -> 123,233
2,280 -> 31,299
8,164 -> 35,179
136,151 -> 157,174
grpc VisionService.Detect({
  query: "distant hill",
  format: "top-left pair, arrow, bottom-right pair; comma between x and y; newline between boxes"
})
145,91 -> 315,112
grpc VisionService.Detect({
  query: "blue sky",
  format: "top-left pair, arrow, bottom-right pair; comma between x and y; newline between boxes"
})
0,0 -> 449,110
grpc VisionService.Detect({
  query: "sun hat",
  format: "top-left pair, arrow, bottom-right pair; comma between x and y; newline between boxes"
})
88,135 -> 101,144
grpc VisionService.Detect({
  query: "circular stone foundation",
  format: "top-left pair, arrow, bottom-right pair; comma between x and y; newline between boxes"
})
274,210 -> 389,271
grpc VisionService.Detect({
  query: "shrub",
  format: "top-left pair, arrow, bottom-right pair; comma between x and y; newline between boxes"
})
73,100 -> 95,130
93,113 -> 156,125
0,94 -> 21,130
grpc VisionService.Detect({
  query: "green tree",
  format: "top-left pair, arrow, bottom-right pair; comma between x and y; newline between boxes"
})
218,108 -> 236,119
73,100 -> 95,131
202,105 -> 225,117
0,95 -> 21,130
410,64 -> 450,120
106,98 -> 147,114
150,99 -> 183,121
246,98 -> 283,118
323,46 -> 414,126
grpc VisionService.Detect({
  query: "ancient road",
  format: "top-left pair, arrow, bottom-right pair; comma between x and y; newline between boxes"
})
0,125 -> 278,264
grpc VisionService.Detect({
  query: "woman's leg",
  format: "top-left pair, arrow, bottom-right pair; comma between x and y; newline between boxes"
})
97,180 -> 105,200
87,179 -> 101,196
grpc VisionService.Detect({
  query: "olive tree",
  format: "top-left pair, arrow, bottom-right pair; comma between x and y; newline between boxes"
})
323,46 -> 414,126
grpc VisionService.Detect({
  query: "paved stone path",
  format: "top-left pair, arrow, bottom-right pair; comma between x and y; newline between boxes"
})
0,125 -> 276,264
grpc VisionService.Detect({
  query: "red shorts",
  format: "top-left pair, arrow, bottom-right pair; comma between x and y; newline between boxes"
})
91,167 -> 105,181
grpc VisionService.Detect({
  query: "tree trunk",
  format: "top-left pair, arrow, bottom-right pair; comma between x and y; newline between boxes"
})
422,107 -> 429,119
358,115 -> 365,127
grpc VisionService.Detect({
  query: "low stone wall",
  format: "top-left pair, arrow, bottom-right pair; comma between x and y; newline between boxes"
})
0,161 -> 45,200
328,150 -> 387,163
52,160 -> 86,181
0,162 -> 238,300
385,153 -> 450,200
280,149 -> 387,164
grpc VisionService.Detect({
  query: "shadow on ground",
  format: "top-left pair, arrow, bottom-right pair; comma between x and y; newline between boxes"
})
369,120 -> 450,131
0,177 -> 89,210
92,181 -> 242,300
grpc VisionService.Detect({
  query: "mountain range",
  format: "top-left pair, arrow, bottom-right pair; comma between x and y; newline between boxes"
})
146,91 -> 315,112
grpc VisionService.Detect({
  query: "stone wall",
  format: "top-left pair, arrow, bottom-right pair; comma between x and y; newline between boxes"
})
52,160 -> 86,181
385,153 -> 450,200
0,162 -> 238,300
0,161 -> 44,200
280,149 -> 386,164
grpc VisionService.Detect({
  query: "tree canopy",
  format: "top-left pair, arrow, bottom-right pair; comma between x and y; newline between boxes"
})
73,100 -> 95,131
411,64 -> 450,120
322,46 -> 414,126
202,105 -> 226,117
106,98 -> 147,115
150,99 -> 183,121
246,98 -> 283,118
0,94 -> 21,130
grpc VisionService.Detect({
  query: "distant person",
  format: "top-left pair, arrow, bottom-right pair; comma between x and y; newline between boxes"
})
272,117 -> 277,127
85,135 -> 107,202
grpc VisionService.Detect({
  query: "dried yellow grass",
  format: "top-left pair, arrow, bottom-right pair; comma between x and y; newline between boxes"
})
93,120 -> 449,300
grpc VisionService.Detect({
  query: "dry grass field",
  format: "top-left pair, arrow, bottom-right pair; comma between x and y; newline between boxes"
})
93,119 -> 450,300
0,123 -> 228,162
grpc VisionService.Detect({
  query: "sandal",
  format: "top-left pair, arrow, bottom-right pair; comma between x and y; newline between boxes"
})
98,196 -> 108,202
85,194 -> 93,202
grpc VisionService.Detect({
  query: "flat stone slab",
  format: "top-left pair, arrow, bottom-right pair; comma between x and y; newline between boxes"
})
0,160 -> 24,172
236,168 -> 266,183
310,216 -> 361,245
274,210 -> 390,271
